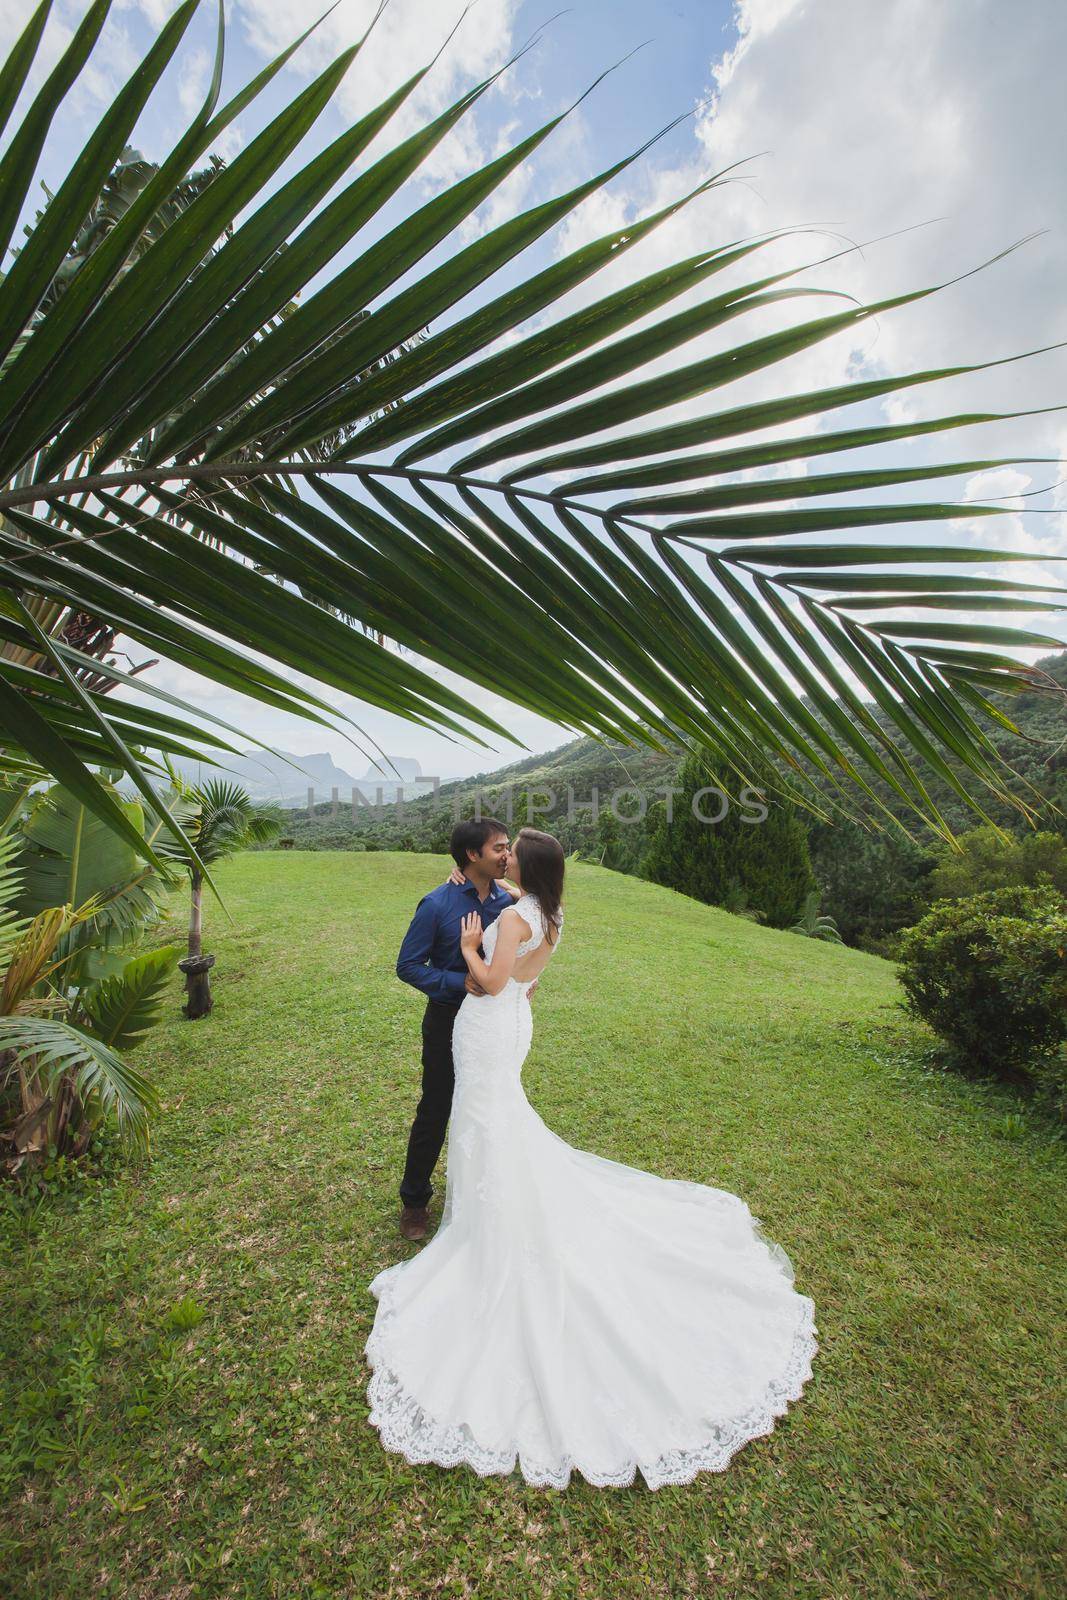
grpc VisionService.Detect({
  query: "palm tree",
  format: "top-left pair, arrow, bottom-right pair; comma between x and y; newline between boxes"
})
0,0 -> 1064,882
0,831 -> 177,1170
787,890 -> 844,943
153,777 -> 281,1018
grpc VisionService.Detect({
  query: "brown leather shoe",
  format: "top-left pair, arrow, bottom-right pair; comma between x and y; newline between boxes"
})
399,1204 -> 430,1241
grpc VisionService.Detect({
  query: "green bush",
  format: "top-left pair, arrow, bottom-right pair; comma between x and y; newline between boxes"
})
896,885 -> 1067,1105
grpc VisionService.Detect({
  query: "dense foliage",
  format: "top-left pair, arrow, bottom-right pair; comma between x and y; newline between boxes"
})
641,751 -> 816,926
896,883 -> 1067,1116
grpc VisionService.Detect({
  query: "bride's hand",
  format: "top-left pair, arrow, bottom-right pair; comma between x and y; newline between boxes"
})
446,865 -> 465,886
459,911 -> 483,951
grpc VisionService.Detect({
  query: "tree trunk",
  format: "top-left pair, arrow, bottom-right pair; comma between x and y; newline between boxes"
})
181,874 -> 214,1017
188,871 -> 203,959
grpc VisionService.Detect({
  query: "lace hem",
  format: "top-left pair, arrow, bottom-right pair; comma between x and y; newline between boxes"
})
364,1275 -> 818,1491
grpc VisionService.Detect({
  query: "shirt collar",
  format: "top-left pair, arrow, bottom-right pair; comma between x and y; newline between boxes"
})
459,874 -> 507,901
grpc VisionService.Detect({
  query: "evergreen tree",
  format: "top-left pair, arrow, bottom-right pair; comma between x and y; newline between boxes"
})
643,753 -> 816,927
597,807 -> 622,868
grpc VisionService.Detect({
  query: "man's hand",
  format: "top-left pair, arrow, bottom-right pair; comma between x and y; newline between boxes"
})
527,976 -> 540,1001
464,973 -> 487,996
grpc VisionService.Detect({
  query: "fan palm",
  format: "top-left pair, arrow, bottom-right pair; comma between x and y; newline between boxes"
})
0,0 -> 1064,877
151,774 -> 281,1017
788,889 -> 844,943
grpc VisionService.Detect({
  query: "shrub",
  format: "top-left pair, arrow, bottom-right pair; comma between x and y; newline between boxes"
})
896,885 -> 1067,1096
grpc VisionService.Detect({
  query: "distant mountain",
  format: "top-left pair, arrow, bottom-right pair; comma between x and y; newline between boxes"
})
362,756 -> 423,784
156,749 -> 432,808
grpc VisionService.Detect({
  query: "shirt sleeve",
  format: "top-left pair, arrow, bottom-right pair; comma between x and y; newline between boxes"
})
395,894 -> 468,1003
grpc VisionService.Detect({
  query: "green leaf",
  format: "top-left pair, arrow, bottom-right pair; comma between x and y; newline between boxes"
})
556,409 -> 1067,497
0,0 -> 198,370
505,352 -> 1067,482
31,32 -> 368,478
0,668 -> 169,872
0,0 -> 107,264
81,944 -> 179,1049
612,457 -> 1057,517
405,285 -> 845,469
159,59 -> 522,465
0,1014 -> 159,1150
323,180 -> 737,458
358,236 -> 776,461
10,592 -> 214,893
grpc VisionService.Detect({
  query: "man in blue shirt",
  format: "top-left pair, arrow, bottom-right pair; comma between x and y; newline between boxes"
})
395,816 -> 524,1240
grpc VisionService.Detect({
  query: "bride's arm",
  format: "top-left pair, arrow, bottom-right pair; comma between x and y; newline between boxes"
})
459,908 -> 528,996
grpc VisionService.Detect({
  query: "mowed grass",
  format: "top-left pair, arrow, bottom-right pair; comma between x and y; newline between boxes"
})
2,850 -> 1064,1600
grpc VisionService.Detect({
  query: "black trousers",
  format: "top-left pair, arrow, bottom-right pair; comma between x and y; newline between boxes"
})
399,998 -> 461,1209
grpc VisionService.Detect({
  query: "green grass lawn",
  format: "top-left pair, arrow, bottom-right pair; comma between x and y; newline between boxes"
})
2,851 -> 1064,1599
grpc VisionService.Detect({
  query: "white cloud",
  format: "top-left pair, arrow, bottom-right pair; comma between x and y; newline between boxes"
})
234,0 -> 524,187
0,0 -> 142,116
177,44 -> 210,119
537,0 -> 1065,477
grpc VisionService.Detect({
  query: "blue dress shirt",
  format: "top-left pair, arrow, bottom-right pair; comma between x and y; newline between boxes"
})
396,875 -> 515,1006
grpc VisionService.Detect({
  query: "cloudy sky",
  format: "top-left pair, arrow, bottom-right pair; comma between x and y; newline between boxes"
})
3,0 -> 1065,787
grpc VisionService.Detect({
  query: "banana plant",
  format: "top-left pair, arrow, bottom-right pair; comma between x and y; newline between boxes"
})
0,831 -> 177,1170
0,0 -> 1064,871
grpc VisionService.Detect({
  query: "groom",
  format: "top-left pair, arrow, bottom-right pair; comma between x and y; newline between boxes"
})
394,817 -> 537,1241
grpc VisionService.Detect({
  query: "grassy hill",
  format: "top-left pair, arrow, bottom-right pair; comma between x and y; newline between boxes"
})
2,854 -> 1064,1598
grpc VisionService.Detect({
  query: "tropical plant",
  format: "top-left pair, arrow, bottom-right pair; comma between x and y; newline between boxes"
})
0,0 -> 1065,882
0,830 -> 177,1171
12,776 -> 173,981
787,890 -> 843,942
152,775 -> 281,1017
596,807 -> 622,869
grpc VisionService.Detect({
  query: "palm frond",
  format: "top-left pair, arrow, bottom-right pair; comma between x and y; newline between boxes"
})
0,1012 -> 159,1150
80,943 -> 179,1050
0,4 -> 1063,854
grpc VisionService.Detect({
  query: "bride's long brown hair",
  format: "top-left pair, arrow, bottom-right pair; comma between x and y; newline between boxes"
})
513,827 -> 564,945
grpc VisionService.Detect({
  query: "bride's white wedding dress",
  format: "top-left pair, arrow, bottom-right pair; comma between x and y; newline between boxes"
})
366,891 -> 818,1490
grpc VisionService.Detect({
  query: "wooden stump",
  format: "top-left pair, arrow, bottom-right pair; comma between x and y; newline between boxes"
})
179,953 -> 216,1020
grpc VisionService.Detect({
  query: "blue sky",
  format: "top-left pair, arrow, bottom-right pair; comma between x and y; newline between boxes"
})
3,0 -> 1065,790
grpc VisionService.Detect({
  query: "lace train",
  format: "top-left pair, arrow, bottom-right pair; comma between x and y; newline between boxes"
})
366,1247 -> 818,1491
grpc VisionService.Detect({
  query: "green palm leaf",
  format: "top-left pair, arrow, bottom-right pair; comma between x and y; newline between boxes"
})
80,944 -> 179,1050
0,1012 -> 159,1150
0,3 -> 1063,855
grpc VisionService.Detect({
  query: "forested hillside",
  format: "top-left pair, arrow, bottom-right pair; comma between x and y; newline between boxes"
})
266,651 -> 1067,950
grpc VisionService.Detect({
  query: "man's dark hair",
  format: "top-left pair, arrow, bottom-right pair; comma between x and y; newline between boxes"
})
450,816 -> 508,871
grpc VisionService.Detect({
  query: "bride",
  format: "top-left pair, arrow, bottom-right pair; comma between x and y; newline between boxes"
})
366,825 -> 818,1490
